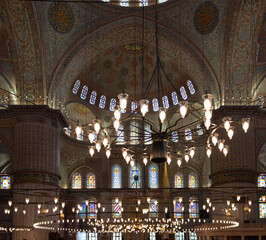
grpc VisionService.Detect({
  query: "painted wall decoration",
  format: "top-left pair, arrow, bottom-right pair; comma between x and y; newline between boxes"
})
193,1 -> 219,35
48,2 -> 74,33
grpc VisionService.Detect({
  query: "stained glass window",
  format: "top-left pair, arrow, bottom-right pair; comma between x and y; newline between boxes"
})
131,101 -> 138,113
88,198 -> 97,219
112,164 -> 121,188
130,163 -> 141,188
174,173 -> 183,188
113,232 -> 122,240
130,121 -> 139,145
180,86 -> 188,100
99,95 -> 106,109
162,96 -> 169,108
78,203 -> 86,219
259,196 -> 266,218
120,0 -> 129,7
72,80 -> 80,94
187,80 -> 195,95
89,233 -> 98,240
149,199 -> 158,217
185,128 -> 192,141
258,174 -> 266,187
189,173 -> 198,188
72,172 -> 82,189
112,199 -> 122,218
145,125 -> 152,145
89,91 -> 97,105
87,173 -> 96,189
197,124 -> 203,135
76,232 -> 87,240
80,86 -> 88,100
189,197 -> 199,218
172,131 -> 178,142
175,232 -> 185,240
77,130 -> 84,141
110,98 -> 116,111
174,198 -> 183,219
117,126 -> 124,144
189,232 -> 197,240
149,163 -> 158,188
152,98 -> 159,112
139,0 -> 148,6
150,232 -> 156,240
171,91 -> 179,105
0,175 -> 10,189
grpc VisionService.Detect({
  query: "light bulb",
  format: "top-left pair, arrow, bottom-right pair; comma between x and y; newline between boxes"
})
211,133 -> 219,146
102,207 -> 105,212
179,197 -> 183,203
115,198 -> 119,204
114,107 -> 121,120
122,148 -> 127,159
203,205 -> 206,210
102,137 -> 109,147
202,94 -> 213,111
177,159 -> 182,167
136,207 -> 139,212
206,198 -> 210,204
95,141 -> 101,152
227,200 -> 230,206
89,147 -> 95,157
184,153 -> 189,162
118,92 -> 129,110
147,197 -> 151,203
206,146 -> 212,158
8,201 -> 12,207
85,200 -> 89,206
25,198 -> 30,204
237,195 -> 241,201
143,157 -> 148,166
88,132 -> 95,143
130,160 -> 135,167
98,203 -> 101,208
106,148 -> 111,159
113,118 -> 120,131
189,147 -> 195,158
72,207 -> 75,212
23,210 -> 26,215
218,139 -> 225,152
137,200 -> 141,205
75,124 -> 82,136
248,200 -> 252,206
167,155 -> 171,165
204,118 -> 211,130
223,145 -> 229,156
14,207 -> 18,212
223,117 -> 232,131
140,99 -> 149,117
126,155 -> 131,164
93,119 -> 101,134
212,206 -> 215,211
165,207 -> 168,213
227,127 -> 234,140
54,198 -> 58,204
179,101 -> 188,118
61,202 -> 65,208
204,109 -> 212,120
159,107 -> 167,123
38,204 -> 41,209
242,118 -> 250,133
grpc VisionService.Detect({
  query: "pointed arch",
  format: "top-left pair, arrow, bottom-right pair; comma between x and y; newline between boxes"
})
129,163 -> 141,188
152,98 -> 159,112
189,173 -> 198,188
89,91 -> 97,105
259,196 -> 266,218
180,86 -> 188,100
187,80 -> 195,95
99,95 -> 106,109
72,80 -> 80,94
174,197 -> 183,219
149,163 -> 158,188
174,172 -> 183,188
112,164 -> 121,188
80,85 -> 88,100
189,196 -> 199,218
258,173 -> 266,187
72,172 -> 82,189
87,172 -> 96,189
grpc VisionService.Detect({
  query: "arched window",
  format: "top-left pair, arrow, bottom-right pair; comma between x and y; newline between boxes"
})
77,232 -> 98,240
172,131 -> 178,142
180,86 -> 188,100
171,91 -> 179,105
189,197 -> 199,218
131,101 -> 138,113
120,0 -> 129,7
77,130 -> 84,141
89,91 -> 97,105
72,172 -> 82,189
258,174 -> 266,187
174,198 -> 184,219
187,80 -> 195,95
99,95 -> 106,109
110,98 -> 116,111
185,128 -> 192,140
0,174 -> 10,189
189,173 -> 198,188
162,96 -> 169,108
152,98 -> 159,112
113,232 -> 122,240
117,125 -> 124,144
130,121 -> 139,145
112,199 -> 122,218
175,232 -> 185,240
129,163 -> 141,188
145,125 -> 152,145
80,85 -> 88,100
149,199 -> 158,217
259,196 -> 266,218
149,163 -> 158,188
150,232 -> 156,240
88,197 -> 97,219
78,203 -> 86,219
87,173 -> 96,189
197,124 -> 203,135
139,0 -> 148,6
174,173 -> 183,188
112,164 -> 121,188
72,80 -> 80,94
